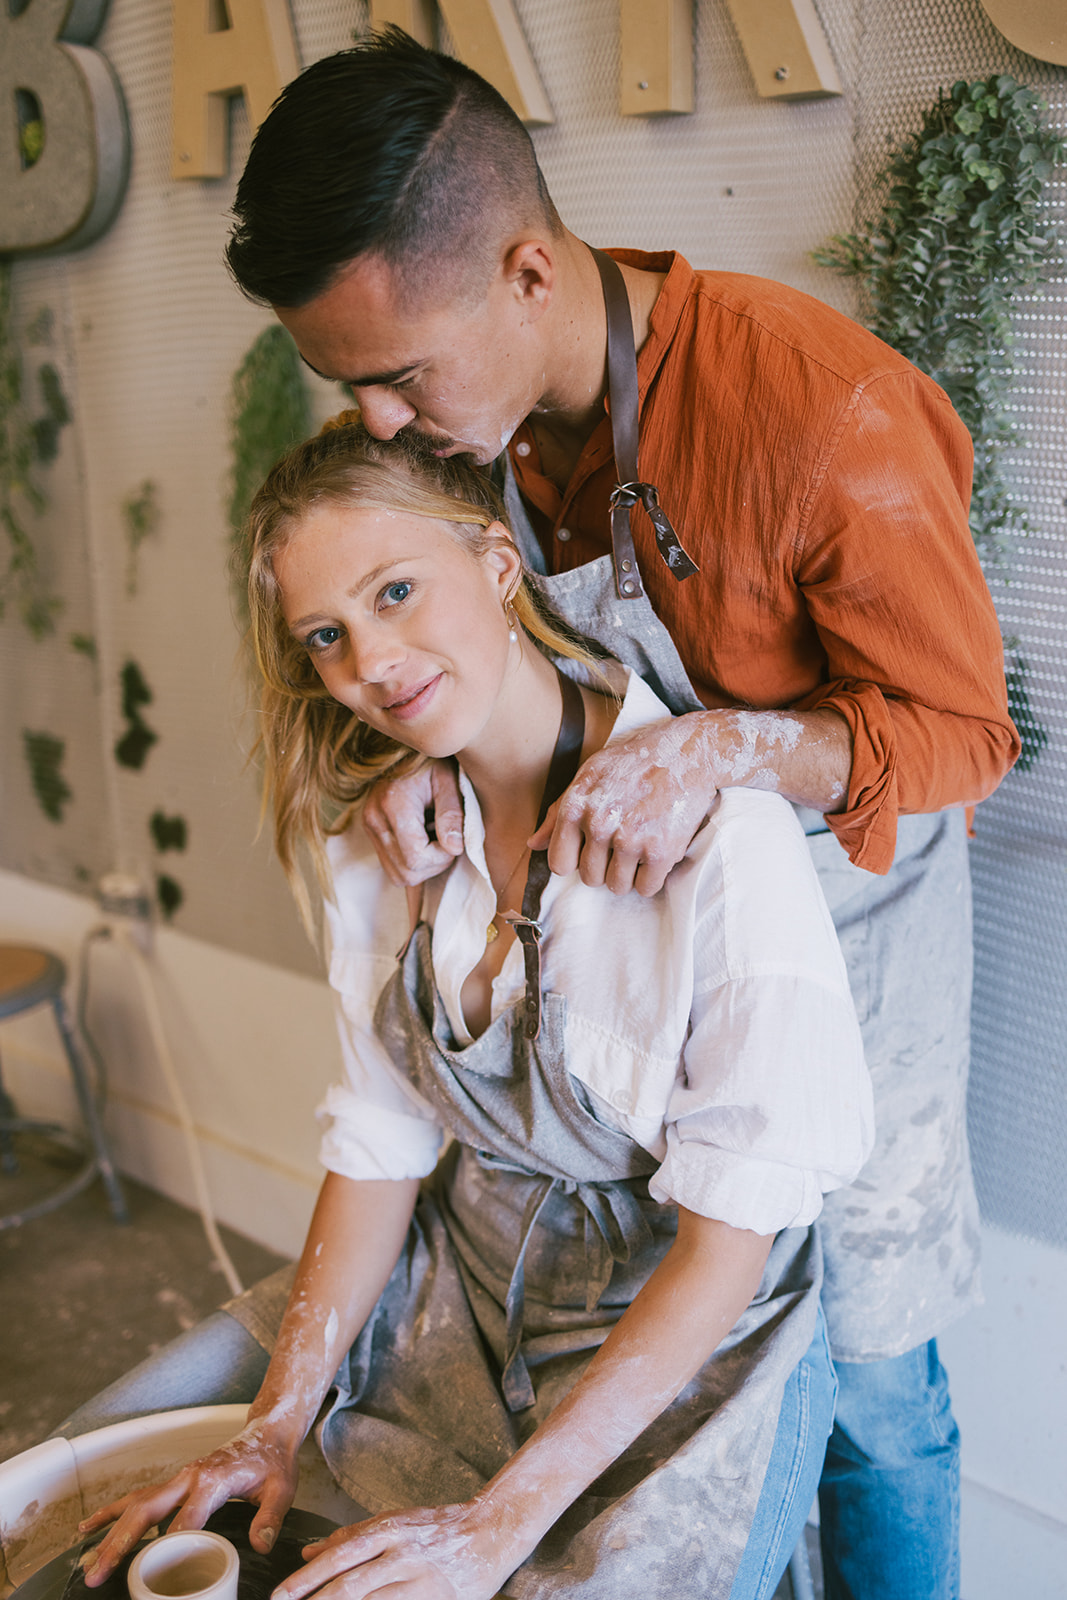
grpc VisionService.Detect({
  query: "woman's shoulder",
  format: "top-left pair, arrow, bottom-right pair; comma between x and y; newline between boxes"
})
688,790 -> 847,989
324,824 -> 411,965
683,785 -> 809,878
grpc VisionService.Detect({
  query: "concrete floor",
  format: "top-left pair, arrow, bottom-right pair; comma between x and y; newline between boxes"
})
0,1133 -> 285,1464
0,1134 -> 822,1597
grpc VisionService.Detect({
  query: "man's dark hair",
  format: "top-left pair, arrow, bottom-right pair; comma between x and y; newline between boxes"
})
226,28 -> 561,310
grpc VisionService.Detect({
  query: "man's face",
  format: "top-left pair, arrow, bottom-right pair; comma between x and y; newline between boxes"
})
275,254 -> 545,467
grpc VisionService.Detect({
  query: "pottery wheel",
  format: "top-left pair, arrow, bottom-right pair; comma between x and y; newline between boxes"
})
12,1502 -> 339,1600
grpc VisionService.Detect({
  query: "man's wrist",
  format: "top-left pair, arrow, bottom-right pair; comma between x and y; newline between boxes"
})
696,706 -> 853,813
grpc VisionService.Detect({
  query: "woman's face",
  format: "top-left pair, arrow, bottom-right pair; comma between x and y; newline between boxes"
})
273,502 -> 521,760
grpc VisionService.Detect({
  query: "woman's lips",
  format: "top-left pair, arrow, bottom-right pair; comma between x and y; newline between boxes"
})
384,674 -> 442,722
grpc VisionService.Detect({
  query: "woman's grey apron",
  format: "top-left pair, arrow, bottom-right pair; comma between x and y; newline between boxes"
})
229,922 -> 821,1599
496,251 -> 981,1364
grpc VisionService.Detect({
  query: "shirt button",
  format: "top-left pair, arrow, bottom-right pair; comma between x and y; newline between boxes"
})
612,1091 -> 629,1111
557,527 -> 572,542
515,440 -> 531,457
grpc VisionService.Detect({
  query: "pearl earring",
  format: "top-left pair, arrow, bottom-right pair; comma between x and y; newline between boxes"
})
505,602 -> 519,644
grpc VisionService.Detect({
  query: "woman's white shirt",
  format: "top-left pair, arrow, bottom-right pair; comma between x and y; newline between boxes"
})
318,670 -> 873,1236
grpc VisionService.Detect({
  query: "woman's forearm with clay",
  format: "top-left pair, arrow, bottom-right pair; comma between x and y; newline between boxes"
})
273,1213 -> 774,1600
80,1174 -> 419,1582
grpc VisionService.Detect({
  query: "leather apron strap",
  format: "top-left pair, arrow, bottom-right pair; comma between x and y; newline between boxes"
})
589,247 -> 699,600
506,668 -> 586,1040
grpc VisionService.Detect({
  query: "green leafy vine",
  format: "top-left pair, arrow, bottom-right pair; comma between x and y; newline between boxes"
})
0,262 -> 71,638
815,76 -> 1064,769
228,324 -> 310,621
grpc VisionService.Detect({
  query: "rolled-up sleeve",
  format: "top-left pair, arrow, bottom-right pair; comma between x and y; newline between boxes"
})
792,371 -> 1019,873
652,972 -> 872,1233
316,832 -> 445,1182
645,797 -> 874,1234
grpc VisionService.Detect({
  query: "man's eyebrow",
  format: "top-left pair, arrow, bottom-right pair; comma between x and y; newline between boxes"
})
297,352 -> 416,389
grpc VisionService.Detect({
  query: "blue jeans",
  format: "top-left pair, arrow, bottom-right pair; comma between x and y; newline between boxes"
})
729,1307 -> 837,1600
51,1311 -> 270,1439
818,1340 -> 960,1600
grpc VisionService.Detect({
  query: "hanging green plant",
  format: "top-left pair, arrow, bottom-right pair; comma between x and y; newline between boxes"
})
228,324 -> 311,619
814,75 -> 1064,768
0,263 -> 71,638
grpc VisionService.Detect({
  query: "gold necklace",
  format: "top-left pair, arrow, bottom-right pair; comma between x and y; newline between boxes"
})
485,846 -> 531,946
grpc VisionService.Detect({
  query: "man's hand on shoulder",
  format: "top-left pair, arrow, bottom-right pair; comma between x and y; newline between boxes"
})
529,706 -> 853,896
530,715 -> 717,896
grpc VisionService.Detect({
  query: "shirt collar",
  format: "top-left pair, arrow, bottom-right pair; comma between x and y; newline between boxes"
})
456,664 -> 669,870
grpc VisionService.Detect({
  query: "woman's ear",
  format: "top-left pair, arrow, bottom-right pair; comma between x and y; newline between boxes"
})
484,523 -> 523,598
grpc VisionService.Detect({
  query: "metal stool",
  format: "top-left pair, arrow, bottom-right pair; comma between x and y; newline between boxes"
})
0,943 -> 128,1230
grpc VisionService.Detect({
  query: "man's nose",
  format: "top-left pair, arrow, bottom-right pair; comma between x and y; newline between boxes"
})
352,388 -> 418,440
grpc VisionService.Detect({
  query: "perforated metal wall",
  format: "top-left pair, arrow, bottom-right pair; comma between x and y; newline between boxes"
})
840,0 -> 1067,1250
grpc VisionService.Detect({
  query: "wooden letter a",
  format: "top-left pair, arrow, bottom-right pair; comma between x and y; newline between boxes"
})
171,0 -> 300,179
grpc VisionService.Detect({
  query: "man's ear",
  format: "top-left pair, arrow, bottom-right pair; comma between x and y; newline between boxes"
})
500,238 -> 555,321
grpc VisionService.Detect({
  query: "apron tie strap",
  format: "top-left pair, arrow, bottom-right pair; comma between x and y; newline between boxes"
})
501,1174 -> 558,1412
496,1165 -> 655,1412
576,1178 -> 655,1312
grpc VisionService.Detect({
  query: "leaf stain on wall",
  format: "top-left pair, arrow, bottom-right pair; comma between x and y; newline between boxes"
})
156,874 -> 184,919
123,479 -> 161,596
23,729 -> 72,821
150,810 -> 187,852
114,659 -> 159,769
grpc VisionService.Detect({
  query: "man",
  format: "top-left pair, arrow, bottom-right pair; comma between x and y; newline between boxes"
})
226,30 -> 1018,1599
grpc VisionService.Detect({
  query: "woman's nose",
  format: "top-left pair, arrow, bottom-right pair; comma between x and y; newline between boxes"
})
350,627 -> 404,685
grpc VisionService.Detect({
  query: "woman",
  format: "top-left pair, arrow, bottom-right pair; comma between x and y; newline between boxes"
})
78,418 -> 871,1599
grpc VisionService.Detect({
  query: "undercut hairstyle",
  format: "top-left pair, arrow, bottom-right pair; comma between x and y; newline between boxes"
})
242,416 -> 606,930
226,28 -> 562,311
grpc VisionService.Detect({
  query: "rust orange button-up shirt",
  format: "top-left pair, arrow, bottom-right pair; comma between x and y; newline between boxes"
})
510,250 -> 1019,875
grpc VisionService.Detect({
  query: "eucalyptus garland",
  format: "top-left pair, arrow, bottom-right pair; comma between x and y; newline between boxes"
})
227,323 -> 311,622
815,76 -> 1064,769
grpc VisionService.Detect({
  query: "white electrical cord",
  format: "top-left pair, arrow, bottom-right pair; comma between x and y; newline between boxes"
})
101,925 -> 245,1297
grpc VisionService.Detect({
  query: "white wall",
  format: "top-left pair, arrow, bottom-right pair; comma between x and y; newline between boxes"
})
0,867 -> 336,1260
939,1231 -> 1067,1599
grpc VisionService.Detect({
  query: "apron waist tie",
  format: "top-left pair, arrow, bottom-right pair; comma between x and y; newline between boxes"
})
479,1155 -> 655,1412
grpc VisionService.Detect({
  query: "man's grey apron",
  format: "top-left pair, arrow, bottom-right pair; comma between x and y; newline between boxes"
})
495,253 -> 980,1364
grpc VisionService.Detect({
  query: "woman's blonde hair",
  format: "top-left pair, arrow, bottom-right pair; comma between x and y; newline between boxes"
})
243,413 -> 605,923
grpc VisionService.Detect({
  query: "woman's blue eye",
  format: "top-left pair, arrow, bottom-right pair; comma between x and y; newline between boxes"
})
380,581 -> 412,608
306,626 -> 341,652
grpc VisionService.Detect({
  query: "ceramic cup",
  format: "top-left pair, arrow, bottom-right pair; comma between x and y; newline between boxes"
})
126,1531 -> 240,1600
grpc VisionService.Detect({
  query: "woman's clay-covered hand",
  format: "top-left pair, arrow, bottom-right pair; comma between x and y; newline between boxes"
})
362,760 -> 465,886
76,1421 -> 300,1586
275,1502 -> 513,1600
